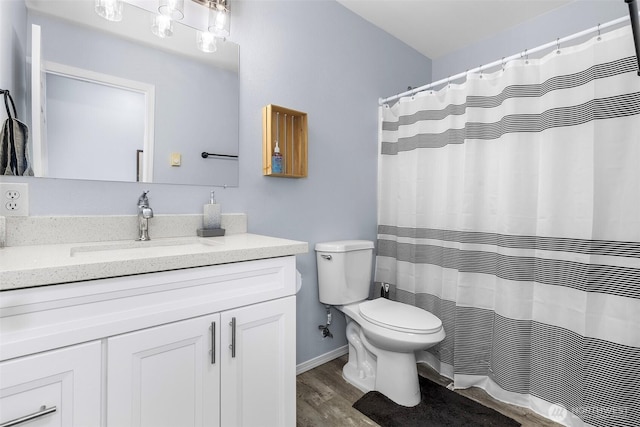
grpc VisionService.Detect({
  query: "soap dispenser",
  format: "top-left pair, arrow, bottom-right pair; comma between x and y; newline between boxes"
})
272,141 -> 283,174
197,190 -> 225,237
203,190 -> 220,229
272,112 -> 283,174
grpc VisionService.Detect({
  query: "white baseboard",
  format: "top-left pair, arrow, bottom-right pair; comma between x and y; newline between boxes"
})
296,345 -> 348,375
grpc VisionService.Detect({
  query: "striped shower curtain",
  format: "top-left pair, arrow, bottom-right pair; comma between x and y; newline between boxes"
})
376,26 -> 639,427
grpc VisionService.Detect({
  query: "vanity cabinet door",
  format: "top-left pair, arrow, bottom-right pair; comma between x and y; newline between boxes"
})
106,314 -> 221,427
0,341 -> 101,427
220,296 -> 296,427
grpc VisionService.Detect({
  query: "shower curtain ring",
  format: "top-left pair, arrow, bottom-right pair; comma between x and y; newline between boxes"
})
597,23 -> 602,41
525,49 -> 529,64
479,65 -> 483,79
501,57 -> 505,71
556,38 -> 561,54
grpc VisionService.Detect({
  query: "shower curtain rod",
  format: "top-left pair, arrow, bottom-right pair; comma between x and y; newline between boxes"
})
379,14 -> 632,105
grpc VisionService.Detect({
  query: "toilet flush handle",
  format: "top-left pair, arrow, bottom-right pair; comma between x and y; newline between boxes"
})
321,254 -> 332,260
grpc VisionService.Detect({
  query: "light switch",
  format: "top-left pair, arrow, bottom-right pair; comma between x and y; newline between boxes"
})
170,152 -> 181,166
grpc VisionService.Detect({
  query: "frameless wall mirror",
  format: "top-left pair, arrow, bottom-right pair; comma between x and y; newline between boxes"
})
23,0 -> 239,186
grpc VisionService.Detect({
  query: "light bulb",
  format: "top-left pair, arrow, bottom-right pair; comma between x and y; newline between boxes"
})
208,6 -> 230,38
197,31 -> 218,53
95,0 -> 123,22
152,14 -> 173,38
158,0 -> 184,20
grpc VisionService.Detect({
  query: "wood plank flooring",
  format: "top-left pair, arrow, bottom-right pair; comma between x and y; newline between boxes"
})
296,354 -> 563,427
297,354 -> 376,426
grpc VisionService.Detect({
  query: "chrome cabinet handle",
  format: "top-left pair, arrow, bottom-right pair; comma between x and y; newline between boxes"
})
229,317 -> 236,358
1,405 -> 57,427
210,321 -> 216,364
321,254 -> 332,260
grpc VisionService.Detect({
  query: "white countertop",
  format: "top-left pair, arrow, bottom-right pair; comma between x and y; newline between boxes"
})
0,233 -> 308,290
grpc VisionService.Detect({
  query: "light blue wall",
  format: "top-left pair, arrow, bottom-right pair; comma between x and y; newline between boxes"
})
433,0 -> 629,82
0,0 -> 27,122
1,0 -> 431,365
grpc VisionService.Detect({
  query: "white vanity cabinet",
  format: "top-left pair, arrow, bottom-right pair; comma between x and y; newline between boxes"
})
106,296 -> 295,427
0,256 -> 298,427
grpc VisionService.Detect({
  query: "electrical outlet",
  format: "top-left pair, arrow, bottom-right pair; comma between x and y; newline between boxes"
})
0,183 -> 29,217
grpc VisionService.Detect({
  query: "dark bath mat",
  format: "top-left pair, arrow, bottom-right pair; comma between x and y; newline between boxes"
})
353,376 -> 521,427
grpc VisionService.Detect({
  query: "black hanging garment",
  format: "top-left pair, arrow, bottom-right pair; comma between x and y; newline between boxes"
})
0,89 -> 33,176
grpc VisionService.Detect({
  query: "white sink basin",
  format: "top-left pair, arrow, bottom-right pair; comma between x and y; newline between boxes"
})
70,238 -> 221,258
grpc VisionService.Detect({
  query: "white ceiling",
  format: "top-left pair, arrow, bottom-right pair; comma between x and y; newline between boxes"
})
336,0 -> 573,59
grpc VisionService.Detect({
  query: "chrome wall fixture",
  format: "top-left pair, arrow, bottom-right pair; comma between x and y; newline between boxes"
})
193,0 -> 230,38
94,0 -> 231,53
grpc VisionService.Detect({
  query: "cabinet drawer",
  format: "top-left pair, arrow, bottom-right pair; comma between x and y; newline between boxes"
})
0,342 -> 101,427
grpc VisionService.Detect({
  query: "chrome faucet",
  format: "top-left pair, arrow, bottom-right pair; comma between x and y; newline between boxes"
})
137,190 -> 154,241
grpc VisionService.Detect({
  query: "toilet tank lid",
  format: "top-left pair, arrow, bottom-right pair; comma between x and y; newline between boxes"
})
315,240 -> 374,252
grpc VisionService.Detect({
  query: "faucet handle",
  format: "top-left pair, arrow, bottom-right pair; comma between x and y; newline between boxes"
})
138,190 -> 150,206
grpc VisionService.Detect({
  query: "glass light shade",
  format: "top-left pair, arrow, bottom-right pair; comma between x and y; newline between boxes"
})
95,0 -> 123,22
158,0 -> 184,20
197,31 -> 218,53
152,14 -> 174,38
208,6 -> 230,38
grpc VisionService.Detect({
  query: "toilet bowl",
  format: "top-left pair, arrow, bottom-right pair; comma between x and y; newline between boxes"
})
315,240 -> 445,407
339,298 -> 444,407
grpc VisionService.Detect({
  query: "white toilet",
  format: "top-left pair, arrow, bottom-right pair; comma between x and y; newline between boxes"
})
315,240 -> 445,407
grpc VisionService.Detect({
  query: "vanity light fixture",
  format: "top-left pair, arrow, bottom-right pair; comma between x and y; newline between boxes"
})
95,0 -> 123,22
193,0 -> 230,52
158,0 -> 185,20
196,30 -> 218,53
94,0 -> 231,52
151,0 -> 182,39
191,0 -> 230,38
207,0 -> 230,38
152,13 -> 174,38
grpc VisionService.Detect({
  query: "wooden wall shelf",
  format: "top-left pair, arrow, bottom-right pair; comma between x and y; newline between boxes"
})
262,104 -> 308,178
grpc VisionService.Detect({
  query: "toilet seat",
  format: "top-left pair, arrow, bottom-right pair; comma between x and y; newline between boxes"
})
359,298 -> 442,334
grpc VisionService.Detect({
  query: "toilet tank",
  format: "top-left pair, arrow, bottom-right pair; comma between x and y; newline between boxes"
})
315,240 -> 374,305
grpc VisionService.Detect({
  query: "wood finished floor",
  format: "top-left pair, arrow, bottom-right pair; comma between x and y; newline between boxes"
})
296,354 -> 564,427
